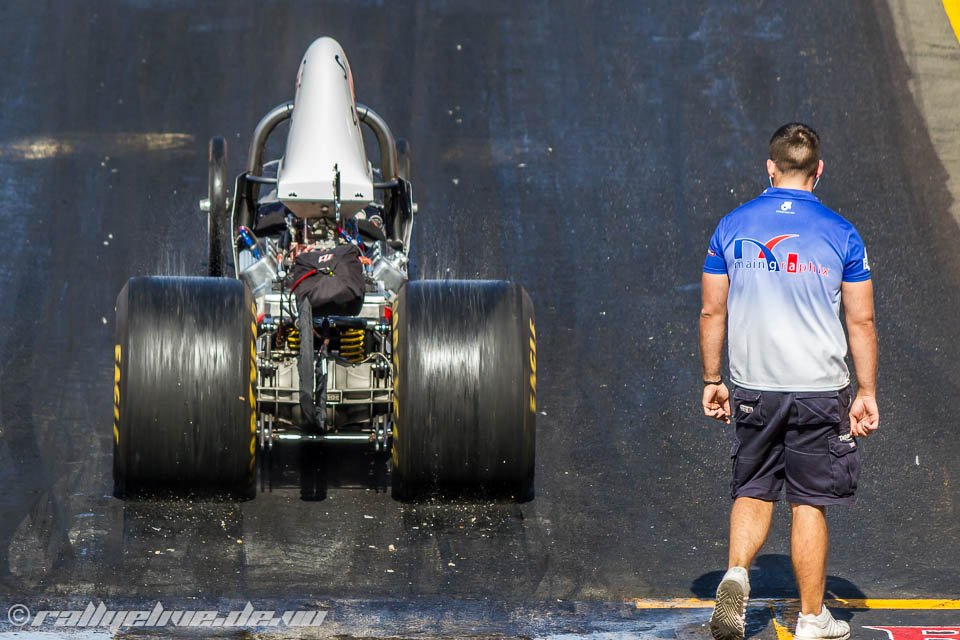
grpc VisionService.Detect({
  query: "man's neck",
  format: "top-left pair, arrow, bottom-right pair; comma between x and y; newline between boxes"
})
772,176 -> 815,191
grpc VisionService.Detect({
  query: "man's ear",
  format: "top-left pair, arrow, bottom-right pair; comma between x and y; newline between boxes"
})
766,158 -> 777,181
816,159 -> 824,179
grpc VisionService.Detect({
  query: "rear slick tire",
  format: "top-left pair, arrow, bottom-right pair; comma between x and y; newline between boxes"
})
113,276 -> 257,499
391,280 -> 536,501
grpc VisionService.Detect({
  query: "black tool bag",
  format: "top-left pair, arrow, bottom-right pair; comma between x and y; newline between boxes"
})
291,244 -> 365,316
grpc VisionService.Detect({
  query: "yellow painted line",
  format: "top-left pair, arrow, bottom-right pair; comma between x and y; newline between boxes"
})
945,0 -> 960,43
769,603 -> 794,640
631,598 -> 715,609
829,598 -> 960,610
629,598 -> 960,610
628,598 -> 960,640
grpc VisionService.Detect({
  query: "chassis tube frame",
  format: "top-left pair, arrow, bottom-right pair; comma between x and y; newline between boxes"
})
245,101 -> 397,181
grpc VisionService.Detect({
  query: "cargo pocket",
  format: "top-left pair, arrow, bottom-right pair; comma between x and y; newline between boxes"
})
732,388 -> 763,426
730,440 -> 741,466
828,434 -> 860,497
795,393 -> 842,426
729,440 -> 743,497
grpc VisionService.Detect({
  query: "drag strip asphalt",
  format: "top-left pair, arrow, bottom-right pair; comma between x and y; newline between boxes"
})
0,1 -> 957,638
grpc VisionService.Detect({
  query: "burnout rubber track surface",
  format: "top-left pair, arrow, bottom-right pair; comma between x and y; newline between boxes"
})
0,2 -> 957,638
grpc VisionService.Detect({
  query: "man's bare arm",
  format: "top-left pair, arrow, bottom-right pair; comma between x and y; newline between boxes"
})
842,279 -> 879,436
700,273 -> 730,423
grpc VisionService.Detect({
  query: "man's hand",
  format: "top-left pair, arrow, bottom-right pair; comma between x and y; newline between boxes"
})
849,393 -> 879,437
702,382 -> 731,424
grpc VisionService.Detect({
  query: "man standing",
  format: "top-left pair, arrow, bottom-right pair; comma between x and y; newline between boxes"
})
699,123 -> 879,640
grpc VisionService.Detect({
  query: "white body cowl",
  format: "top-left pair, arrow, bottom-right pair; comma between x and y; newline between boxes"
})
278,37 -> 373,220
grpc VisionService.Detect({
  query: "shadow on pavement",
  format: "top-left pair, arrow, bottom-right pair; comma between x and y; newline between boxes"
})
259,440 -> 390,501
691,554 -> 868,636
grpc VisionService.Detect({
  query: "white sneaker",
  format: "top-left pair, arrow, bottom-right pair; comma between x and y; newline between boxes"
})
710,566 -> 750,640
794,605 -> 851,640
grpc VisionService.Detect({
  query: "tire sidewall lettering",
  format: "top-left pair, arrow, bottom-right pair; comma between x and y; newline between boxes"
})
528,318 -> 537,414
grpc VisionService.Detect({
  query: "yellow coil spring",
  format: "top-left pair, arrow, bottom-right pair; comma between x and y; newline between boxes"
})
339,328 -> 365,363
286,327 -> 301,351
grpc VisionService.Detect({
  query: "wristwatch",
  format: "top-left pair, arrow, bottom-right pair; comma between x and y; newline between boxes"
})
703,377 -> 723,386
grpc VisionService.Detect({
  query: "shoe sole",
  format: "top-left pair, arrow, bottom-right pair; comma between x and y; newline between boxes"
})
794,631 -> 851,640
710,578 -> 747,640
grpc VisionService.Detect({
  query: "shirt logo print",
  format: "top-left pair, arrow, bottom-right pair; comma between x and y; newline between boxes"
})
732,234 -> 829,276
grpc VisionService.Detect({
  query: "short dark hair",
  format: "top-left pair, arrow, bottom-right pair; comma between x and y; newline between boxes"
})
769,123 -> 820,177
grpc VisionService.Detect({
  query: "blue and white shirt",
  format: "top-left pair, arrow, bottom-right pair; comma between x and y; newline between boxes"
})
703,187 -> 871,391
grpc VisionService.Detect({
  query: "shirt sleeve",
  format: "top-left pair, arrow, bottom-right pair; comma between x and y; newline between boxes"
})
842,227 -> 871,282
703,223 -> 727,274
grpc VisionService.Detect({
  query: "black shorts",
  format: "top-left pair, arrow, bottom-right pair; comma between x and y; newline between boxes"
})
730,385 -> 860,506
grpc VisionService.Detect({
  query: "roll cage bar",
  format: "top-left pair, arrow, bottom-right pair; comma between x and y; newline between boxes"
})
231,101 -> 412,266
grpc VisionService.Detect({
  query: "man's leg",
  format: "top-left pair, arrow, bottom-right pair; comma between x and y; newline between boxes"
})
791,503 -> 828,616
711,497 -> 774,640
784,391 -> 853,639
713,389 -> 786,640
728,496 -> 774,568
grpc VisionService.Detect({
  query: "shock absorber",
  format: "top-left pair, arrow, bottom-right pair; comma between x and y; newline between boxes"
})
286,327 -> 301,351
339,328 -> 365,363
